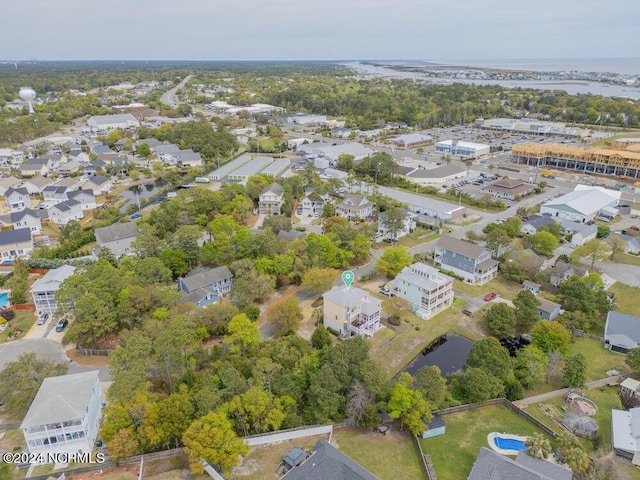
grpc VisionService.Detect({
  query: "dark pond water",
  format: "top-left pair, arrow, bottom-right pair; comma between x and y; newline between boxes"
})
403,333 -> 475,377
119,180 -> 164,212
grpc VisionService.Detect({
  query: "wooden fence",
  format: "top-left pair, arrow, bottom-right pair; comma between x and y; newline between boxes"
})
413,435 -> 436,480
75,346 -> 113,356
572,329 -> 604,342
13,303 -> 36,311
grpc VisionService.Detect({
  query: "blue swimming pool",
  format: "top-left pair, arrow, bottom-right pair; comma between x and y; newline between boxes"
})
0,292 -> 7,308
494,436 -> 527,451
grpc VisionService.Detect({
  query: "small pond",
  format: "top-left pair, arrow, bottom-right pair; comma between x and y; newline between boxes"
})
403,333 -> 475,377
119,180 -> 164,212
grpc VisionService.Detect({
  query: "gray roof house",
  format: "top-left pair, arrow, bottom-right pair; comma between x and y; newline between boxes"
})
276,230 -> 307,241
21,371 -> 102,457
468,447 -> 572,480
282,440 -> 379,480
30,265 -> 76,316
538,298 -> 562,321
5,187 -> 31,211
177,266 -> 234,307
49,199 -> 84,225
10,208 -> 42,234
570,223 -> 598,248
335,194 -> 374,220
612,407 -> 640,464
258,183 -> 285,215
605,311 -> 640,353
323,286 -> 381,338
94,222 -> 141,258
549,260 -> 588,288
521,215 -> 556,235
0,227 -> 33,262
609,233 -> 640,255
434,236 -> 498,284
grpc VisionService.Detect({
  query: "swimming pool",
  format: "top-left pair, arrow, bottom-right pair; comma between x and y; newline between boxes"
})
0,292 -> 8,308
493,436 -> 527,451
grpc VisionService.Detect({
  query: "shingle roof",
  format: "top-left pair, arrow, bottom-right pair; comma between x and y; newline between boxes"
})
538,298 -> 561,314
282,441 -> 379,480
95,222 -> 140,245
0,227 -> 31,246
180,266 -> 233,293
524,215 -> 555,230
67,189 -> 95,200
605,311 -> 640,350
20,371 -> 100,429
260,183 -> 284,196
43,186 -> 68,195
87,175 -> 109,186
436,236 -> 488,259
10,208 -> 39,223
30,265 -> 76,293
51,199 -> 80,213
468,447 -> 565,480
5,187 -> 29,197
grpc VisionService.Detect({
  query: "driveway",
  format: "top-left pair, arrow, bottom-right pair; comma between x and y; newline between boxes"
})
598,262 -> 640,287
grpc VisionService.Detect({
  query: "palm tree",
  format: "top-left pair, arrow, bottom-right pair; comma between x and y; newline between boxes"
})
526,433 -> 552,460
557,431 -> 580,450
564,447 -> 591,475
488,164 -> 495,175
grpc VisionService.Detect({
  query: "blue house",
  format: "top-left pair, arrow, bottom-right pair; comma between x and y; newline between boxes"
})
422,414 -> 446,439
522,280 -> 541,295
178,266 -> 233,307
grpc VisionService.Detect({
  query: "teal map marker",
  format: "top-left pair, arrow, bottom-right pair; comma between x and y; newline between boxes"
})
342,270 -> 354,288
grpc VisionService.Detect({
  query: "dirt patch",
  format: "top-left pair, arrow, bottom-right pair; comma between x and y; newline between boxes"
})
66,348 -> 110,367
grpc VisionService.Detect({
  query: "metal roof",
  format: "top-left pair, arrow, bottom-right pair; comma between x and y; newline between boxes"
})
30,265 -> 76,293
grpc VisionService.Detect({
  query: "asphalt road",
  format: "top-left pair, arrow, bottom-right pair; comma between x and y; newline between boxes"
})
160,75 -> 192,108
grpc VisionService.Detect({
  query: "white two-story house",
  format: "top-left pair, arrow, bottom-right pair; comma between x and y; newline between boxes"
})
323,285 -> 381,338
49,199 -> 84,225
10,208 -> 42,234
258,183 -> 285,215
30,265 -> 76,316
388,263 -> 454,319
335,194 -> 374,220
5,187 -> 31,211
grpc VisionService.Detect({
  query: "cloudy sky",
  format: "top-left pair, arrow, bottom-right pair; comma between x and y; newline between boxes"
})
3,0 -> 639,60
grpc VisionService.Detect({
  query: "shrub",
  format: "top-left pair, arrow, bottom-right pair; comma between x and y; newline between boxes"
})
0,309 -> 15,321
387,315 -> 401,326
327,326 -> 341,337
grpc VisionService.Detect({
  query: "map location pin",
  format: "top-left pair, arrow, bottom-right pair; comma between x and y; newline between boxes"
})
342,270 -> 354,288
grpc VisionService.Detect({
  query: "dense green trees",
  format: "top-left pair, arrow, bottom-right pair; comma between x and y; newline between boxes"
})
376,245 -> 413,278
483,303 -> 517,337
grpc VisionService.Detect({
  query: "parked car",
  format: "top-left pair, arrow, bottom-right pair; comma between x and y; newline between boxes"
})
129,213 -> 143,220
483,292 -> 497,302
55,319 -> 68,332
37,313 -> 49,326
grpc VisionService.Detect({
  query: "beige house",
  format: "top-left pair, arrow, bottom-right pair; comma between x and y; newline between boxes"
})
335,194 -> 373,220
258,183 -> 284,215
322,285 -> 381,337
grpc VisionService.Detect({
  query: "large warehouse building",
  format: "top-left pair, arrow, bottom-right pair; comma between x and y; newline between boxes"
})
87,114 -> 140,131
435,140 -> 490,159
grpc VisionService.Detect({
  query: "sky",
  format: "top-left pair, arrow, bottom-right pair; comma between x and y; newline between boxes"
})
3,0 -> 639,61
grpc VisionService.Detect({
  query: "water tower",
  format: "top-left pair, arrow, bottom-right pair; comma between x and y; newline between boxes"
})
19,87 -> 37,114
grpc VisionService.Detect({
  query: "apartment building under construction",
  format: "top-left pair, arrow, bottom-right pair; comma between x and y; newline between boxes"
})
511,142 -> 640,179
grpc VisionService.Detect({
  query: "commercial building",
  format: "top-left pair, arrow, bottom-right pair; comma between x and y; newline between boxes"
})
21,371 -> 102,457
405,164 -> 468,185
476,117 -> 587,137
434,236 -> 498,284
388,263 -> 454,319
259,158 -> 290,178
209,154 -> 252,181
297,142 -> 374,163
512,142 -> 640,179
390,133 -> 433,148
376,186 -> 465,222
87,113 -> 140,131
30,265 -> 76,316
226,156 -> 273,182
323,286 -> 381,338
435,140 -> 490,159
540,187 -> 619,223
481,178 -> 537,200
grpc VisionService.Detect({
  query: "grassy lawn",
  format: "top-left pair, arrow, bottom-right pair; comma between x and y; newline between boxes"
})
522,386 -> 622,451
231,435 -> 328,480
0,310 -> 35,344
567,337 -> 629,382
420,405 -> 555,480
371,297 -> 484,379
398,229 -> 439,248
332,427 -> 424,480
453,277 -> 523,301
608,282 -> 640,315
611,253 -> 640,267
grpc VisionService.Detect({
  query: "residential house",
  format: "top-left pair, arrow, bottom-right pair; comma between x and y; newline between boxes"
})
57,159 -> 82,175
300,191 -> 327,216
5,187 -> 31,211
30,265 -> 76,316
434,236 -> 498,284
177,266 -> 234,307
163,149 -> 203,168
522,280 -> 541,295
10,208 -> 42,234
388,263 -> 454,319
0,176 -> 23,196
612,407 -> 640,465
258,183 -> 285,215
422,414 -> 446,439
549,261 -> 588,288
538,298 -> 562,321
68,150 -> 91,164
620,378 -> 640,399
82,175 -> 112,195
468,447 -> 572,480
81,160 -> 106,177
481,178 -> 537,200
0,228 -> 33,261
152,144 -> 180,156
608,233 -> 640,255
94,222 -> 141,258
42,186 -> 69,207
335,194 -> 374,220
22,175 -> 54,195
0,148 -> 23,165
67,190 -> 97,210
21,371 -> 102,458
49,199 -> 84,226
134,138 -> 162,151
521,215 -> 556,235
282,440 -> 379,480
18,158 -> 53,177
570,223 -> 598,248
604,311 -> 640,353
53,176 -> 80,191
378,210 -> 416,241
322,285 -> 382,337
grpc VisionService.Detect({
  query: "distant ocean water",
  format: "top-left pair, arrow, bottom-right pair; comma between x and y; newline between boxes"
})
426,58 -> 640,76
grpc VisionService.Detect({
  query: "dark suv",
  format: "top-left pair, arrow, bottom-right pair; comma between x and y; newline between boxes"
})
55,318 -> 68,332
